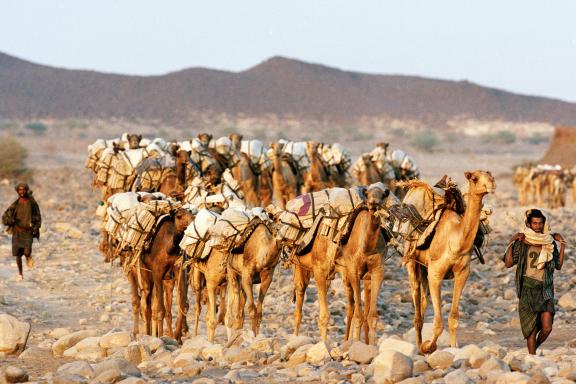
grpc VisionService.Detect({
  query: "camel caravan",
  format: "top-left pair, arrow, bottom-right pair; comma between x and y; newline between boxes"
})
85,132 -> 495,354
513,163 -> 574,208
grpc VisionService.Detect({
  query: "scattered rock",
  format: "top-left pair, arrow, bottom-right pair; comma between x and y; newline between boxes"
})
427,350 -> 454,369
99,331 -> 131,349
305,341 -> 331,365
372,350 -> 413,384
558,290 -> 576,309
92,358 -> 141,378
403,323 -> 450,347
53,330 -> 100,357
444,368 -> 473,384
0,314 -> 31,355
89,367 -> 122,384
479,357 -> 510,378
378,337 -> 417,358
281,335 -> 314,360
347,341 -> 378,364
3,366 -> 29,383
56,361 -> 95,379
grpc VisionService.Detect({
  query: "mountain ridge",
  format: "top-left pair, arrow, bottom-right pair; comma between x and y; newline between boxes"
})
1,51 -> 576,127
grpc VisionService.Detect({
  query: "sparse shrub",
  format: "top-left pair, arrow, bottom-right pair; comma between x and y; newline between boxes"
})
444,131 -> 463,143
25,122 -> 47,135
527,132 -> 549,145
410,130 -> 439,152
0,136 -> 29,179
0,119 -> 17,131
390,127 -> 406,137
481,130 -> 516,144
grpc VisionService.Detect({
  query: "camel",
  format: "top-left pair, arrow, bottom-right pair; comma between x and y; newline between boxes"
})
303,141 -> 332,192
269,142 -> 301,209
291,231 -> 337,341
354,154 -> 382,186
513,165 -> 531,205
126,134 -> 142,150
336,186 -> 391,345
228,138 -> 261,207
190,249 -> 229,342
138,208 -> 194,340
226,223 -> 281,338
404,170 -> 495,354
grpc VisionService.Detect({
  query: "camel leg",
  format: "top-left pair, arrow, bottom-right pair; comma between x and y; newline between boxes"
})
254,268 -> 274,335
406,261 -> 424,351
368,268 -> 384,345
225,270 -> 241,341
315,273 -> 331,341
163,278 -> 174,338
448,266 -> 470,348
363,279 -> 370,344
151,274 -> 165,337
342,275 -> 354,341
127,271 -> 140,337
140,271 -> 152,336
241,272 -> 256,334
293,266 -> 310,336
192,270 -> 203,337
421,269 -> 444,354
174,265 -> 189,342
217,284 -> 227,325
347,268 -> 364,341
206,281 -> 218,343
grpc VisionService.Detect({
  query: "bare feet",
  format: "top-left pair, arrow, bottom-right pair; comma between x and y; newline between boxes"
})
26,257 -> 34,268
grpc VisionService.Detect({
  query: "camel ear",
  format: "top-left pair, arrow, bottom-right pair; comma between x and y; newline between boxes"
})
464,172 -> 472,180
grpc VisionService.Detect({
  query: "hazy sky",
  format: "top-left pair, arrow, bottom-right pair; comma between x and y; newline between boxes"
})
3,0 -> 576,102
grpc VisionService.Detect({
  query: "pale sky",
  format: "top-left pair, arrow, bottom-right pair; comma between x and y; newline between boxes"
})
2,0 -> 576,102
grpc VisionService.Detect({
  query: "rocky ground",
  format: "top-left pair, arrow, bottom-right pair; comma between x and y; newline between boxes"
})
1,137 -> 576,383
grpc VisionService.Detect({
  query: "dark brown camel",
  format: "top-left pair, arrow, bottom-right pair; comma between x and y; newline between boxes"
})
139,208 -> 194,340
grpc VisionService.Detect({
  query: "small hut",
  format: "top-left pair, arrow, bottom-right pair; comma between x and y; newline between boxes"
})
539,126 -> 576,168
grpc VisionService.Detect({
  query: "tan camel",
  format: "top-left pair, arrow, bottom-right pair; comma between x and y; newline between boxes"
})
226,223 -> 281,337
513,165 -> 531,205
405,170 -> 495,354
336,186 -> 391,345
304,141 -> 332,193
354,154 -> 382,186
269,142 -> 301,209
291,232 -> 337,341
191,249 -> 229,342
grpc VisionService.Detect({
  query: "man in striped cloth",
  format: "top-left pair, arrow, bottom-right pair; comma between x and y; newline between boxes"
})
503,209 -> 566,355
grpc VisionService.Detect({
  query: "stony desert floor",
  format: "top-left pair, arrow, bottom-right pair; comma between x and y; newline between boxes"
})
1,134 -> 575,383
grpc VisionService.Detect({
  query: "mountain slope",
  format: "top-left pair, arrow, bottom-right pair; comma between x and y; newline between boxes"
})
1,52 -> 576,126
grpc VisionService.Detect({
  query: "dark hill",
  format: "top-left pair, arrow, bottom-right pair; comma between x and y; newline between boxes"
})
2,52 -> 576,126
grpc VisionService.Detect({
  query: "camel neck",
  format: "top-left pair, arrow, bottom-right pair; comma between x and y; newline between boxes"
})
460,191 -> 483,254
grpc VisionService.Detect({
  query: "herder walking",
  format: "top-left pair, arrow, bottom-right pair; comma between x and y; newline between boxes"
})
2,183 -> 42,281
503,208 -> 565,355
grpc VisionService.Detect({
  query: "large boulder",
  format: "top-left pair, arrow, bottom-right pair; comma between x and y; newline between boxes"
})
372,350 -> 413,384
56,361 -> 95,379
0,314 -> 31,355
99,331 -> 131,349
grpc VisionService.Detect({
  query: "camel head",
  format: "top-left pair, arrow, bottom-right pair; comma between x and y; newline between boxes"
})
361,154 -> 372,166
229,133 -> 243,150
173,208 -> 195,233
464,170 -> 496,195
203,165 -> 222,186
365,183 -> 390,212
127,134 -> 142,149
197,133 -> 213,147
